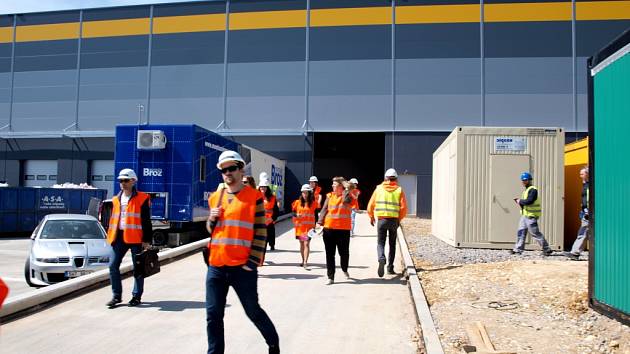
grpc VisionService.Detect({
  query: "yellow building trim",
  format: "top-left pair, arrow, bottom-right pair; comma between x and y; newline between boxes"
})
564,138 -> 589,166
16,22 -> 79,42
82,18 -> 150,38
577,1 -> 630,21
0,27 -> 13,43
484,2 -> 572,22
230,9 -> 306,30
153,13 -> 226,34
311,7 -> 391,27
396,4 -> 480,24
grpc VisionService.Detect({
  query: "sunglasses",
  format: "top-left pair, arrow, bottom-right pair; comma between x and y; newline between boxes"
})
119,179 -> 131,183
220,165 -> 239,174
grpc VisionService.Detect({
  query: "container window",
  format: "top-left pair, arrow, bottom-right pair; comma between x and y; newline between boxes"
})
37,175 -> 47,180
200,156 -> 206,182
25,175 -> 35,180
92,175 -> 103,181
104,175 -> 114,181
49,175 -> 57,181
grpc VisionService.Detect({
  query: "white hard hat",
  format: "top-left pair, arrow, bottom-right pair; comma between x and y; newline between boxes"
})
259,179 -> 270,187
309,176 -> 318,182
385,168 -> 398,178
216,150 -> 245,169
307,227 -> 322,238
259,172 -> 268,181
117,168 -> 137,180
301,184 -> 312,192
349,178 -> 358,184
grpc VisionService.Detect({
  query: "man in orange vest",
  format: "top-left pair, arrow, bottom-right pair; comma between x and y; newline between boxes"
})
205,150 -> 279,354
106,168 -> 152,308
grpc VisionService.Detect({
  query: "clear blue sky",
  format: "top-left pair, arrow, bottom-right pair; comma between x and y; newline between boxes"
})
1,0 -> 203,15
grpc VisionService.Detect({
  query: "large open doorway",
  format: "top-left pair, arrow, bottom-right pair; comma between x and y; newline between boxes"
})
313,133 -> 385,210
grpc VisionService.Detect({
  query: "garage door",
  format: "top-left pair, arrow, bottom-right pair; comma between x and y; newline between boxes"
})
24,160 -> 58,187
90,160 -> 115,198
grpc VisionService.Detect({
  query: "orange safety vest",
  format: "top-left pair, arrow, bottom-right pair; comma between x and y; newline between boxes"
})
207,186 -> 258,267
264,195 -> 276,226
107,191 -> 150,244
314,186 -> 322,208
324,192 -> 352,230
292,199 -> 317,237
351,189 -> 361,210
0,277 -> 8,309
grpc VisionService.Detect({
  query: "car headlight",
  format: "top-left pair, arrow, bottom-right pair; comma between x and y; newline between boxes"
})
36,257 -> 60,263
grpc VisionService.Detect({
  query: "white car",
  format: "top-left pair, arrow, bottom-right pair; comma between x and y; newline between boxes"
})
25,214 -> 110,287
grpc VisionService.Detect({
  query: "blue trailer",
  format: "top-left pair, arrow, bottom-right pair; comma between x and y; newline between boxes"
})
113,124 -> 285,246
0,187 -> 107,233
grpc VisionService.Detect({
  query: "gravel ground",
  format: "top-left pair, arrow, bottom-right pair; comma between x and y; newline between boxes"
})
401,217 -> 629,354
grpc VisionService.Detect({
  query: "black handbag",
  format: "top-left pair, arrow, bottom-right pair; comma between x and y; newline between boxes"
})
134,248 -> 160,278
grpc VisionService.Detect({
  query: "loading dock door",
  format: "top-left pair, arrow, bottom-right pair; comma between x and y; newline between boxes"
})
398,174 -> 417,216
90,160 -> 115,198
24,160 -> 57,187
489,155 -> 530,243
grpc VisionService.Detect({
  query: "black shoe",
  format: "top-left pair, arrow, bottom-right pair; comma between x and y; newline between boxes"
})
387,267 -> 395,275
509,250 -> 522,255
128,296 -> 141,307
563,251 -> 579,261
377,260 -> 385,278
269,345 -> 280,354
270,246 -> 275,251
106,297 -> 122,308
542,249 -> 553,256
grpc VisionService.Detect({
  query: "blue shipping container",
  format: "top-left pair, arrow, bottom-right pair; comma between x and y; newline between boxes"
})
0,187 -> 107,233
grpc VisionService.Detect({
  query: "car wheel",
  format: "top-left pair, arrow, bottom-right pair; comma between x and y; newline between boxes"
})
24,258 -> 38,288
152,230 -> 167,246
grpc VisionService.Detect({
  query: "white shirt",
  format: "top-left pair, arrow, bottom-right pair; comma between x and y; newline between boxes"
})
119,193 -> 130,230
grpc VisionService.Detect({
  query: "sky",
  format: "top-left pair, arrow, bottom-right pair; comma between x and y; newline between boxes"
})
1,0 -> 203,15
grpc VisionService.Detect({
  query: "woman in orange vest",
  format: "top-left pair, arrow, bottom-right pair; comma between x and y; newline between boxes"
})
259,180 -> 278,251
348,178 -> 361,236
106,168 -> 152,308
317,176 -> 354,285
292,184 -> 318,269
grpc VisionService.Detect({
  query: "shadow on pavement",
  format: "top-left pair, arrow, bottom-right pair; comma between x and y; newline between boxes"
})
139,300 -> 211,312
336,274 -> 405,285
258,273 -> 322,280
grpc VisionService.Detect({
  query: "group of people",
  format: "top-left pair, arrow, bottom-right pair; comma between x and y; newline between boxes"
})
101,150 -> 589,354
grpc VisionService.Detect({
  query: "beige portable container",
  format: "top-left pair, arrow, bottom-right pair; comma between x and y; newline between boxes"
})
431,127 -> 564,250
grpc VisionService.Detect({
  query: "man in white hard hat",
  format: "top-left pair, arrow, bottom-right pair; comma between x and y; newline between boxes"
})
348,178 -> 360,236
205,150 -> 280,354
106,168 -> 152,308
367,168 -> 407,277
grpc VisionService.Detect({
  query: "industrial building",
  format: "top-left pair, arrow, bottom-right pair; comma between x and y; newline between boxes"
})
0,0 -> 628,215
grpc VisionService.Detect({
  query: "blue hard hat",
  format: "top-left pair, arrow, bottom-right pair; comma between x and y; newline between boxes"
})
520,172 -> 532,181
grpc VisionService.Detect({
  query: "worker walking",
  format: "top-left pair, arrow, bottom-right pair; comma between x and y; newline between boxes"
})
565,166 -> 590,260
309,175 -> 323,211
317,176 -> 354,285
511,172 -> 553,256
367,168 -> 407,277
259,180 -> 279,251
106,168 -> 152,308
349,178 -> 360,236
206,150 -> 279,354
292,184 -> 318,268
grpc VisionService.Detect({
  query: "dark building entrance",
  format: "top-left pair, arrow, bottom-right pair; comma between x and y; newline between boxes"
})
313,133 -> 385,210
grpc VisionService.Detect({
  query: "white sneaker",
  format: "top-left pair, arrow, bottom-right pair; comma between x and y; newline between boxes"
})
326,278 -> 334,285
343,271 -> 350,279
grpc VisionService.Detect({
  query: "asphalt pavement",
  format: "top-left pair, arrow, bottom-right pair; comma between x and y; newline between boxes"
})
0,214 -> 420,353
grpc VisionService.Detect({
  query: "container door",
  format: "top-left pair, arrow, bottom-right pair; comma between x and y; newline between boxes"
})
23,160 -> 57,187
398,174 -> 417,216
489,155 -> 530,243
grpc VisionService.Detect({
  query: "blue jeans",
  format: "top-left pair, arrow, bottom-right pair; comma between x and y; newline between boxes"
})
108,234 -> 144,299
351,209 -> 357,234
206,265 -> 279,354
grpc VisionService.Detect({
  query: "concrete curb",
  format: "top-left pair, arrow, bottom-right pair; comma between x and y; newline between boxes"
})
0,238 -> 209,321
398,225 -> 445,354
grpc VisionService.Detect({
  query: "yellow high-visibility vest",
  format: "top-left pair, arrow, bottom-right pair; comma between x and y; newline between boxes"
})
521,185 -> 542,218
374,186 -> 402,218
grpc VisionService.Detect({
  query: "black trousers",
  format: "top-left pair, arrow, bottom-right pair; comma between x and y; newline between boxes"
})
322,228 -> 350,280
266,224 -> 276,249
377,218 -> 399,267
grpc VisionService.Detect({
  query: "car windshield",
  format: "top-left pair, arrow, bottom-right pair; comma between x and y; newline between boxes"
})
40,220 -> 105,240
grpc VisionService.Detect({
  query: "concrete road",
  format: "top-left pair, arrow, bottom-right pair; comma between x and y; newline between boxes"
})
0,214 -> 420,353
0,237 -> 33,298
